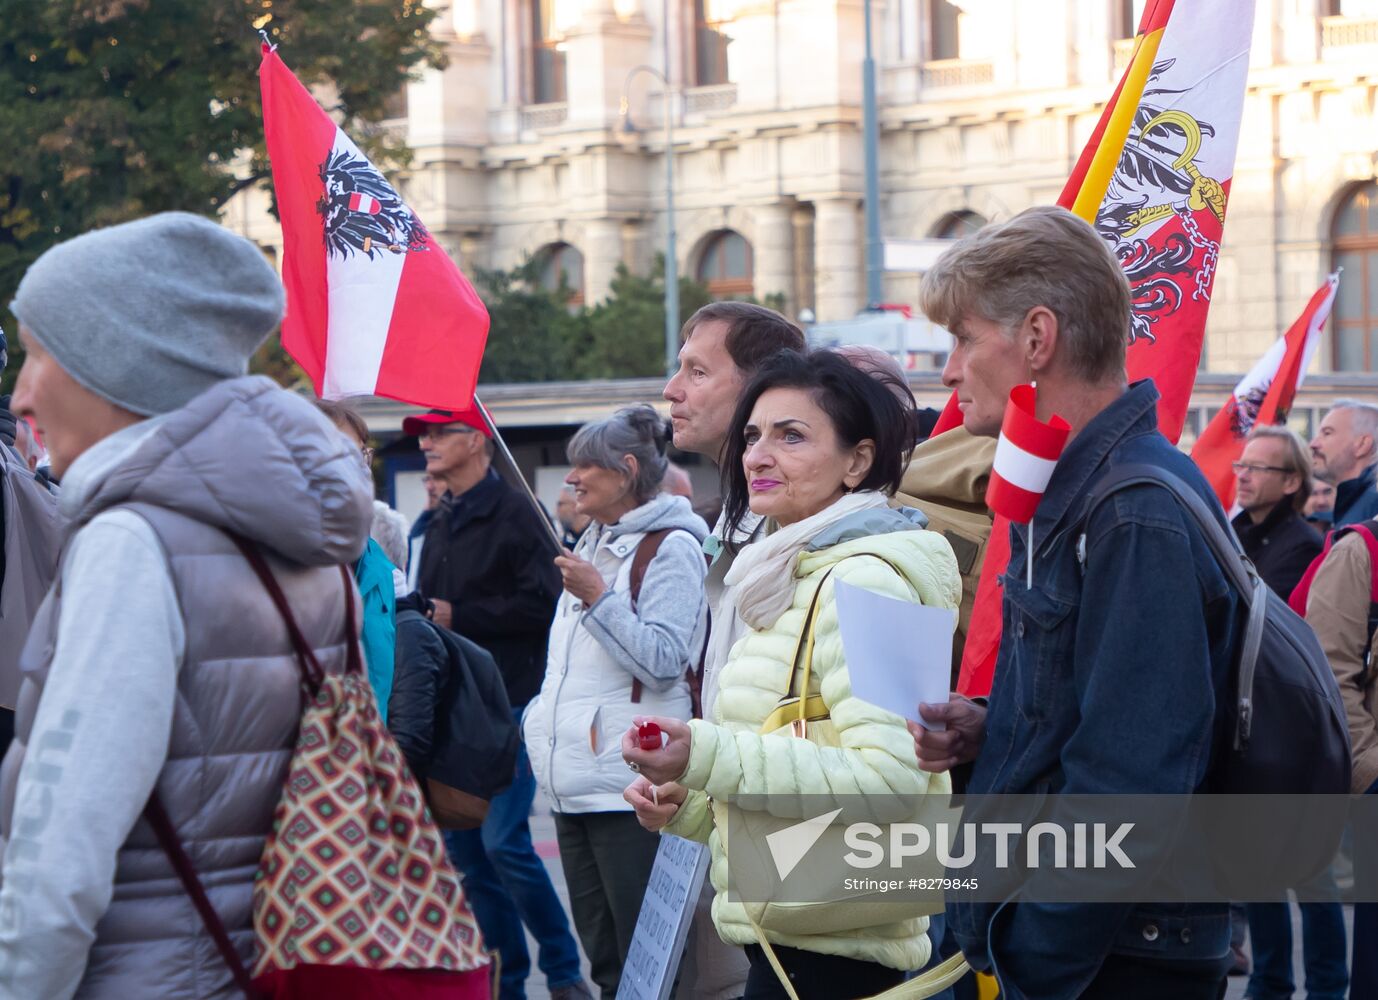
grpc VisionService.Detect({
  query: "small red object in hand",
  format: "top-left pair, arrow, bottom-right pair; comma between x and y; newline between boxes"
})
637,721 -> 663,751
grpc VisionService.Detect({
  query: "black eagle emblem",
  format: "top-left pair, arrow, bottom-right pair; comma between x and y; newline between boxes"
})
317,148 -> 429,261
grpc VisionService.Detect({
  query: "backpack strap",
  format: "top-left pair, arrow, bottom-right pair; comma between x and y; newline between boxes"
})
627,528 -> 674,705
144,540 -> 359,1000
145,793 -> 261,999
1076,464 -> 1269,750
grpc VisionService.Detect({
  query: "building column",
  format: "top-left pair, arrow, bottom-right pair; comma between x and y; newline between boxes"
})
814,197 -> 864,321
584,217 -> 625,303
792,204 -> 817,319
753,201 -> 796,319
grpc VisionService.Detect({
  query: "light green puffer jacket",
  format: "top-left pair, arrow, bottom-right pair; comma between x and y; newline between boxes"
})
663,509 -> 960,972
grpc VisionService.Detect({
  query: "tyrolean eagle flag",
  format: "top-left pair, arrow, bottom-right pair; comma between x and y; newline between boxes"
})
956,0 -> 1257,697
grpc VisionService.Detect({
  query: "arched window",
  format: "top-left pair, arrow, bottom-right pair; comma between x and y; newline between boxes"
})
696,230 -> 753,298
932,210 -> 987,240
537,242 -> 585,306
1332,182 -> 1378,371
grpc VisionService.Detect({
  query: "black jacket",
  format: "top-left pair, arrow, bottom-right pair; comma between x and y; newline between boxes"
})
389,603 -> 518,800
1232,500 -> 1323,599
416,469 -> 561,707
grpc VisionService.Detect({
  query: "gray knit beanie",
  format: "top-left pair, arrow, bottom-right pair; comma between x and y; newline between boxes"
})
9,212 -> 285,416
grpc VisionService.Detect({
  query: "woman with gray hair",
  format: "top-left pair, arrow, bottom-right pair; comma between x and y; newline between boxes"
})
523,403 -> 709,997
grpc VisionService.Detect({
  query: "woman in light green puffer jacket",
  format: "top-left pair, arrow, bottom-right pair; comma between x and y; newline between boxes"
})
623,350 -> 961,999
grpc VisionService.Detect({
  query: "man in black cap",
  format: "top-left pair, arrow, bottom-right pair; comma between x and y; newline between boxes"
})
404,406 -> 586,1000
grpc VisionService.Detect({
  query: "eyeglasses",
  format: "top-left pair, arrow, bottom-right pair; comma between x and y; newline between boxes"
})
361,446 -> 375,464
1231,461 -> 1290,476
417,425 -> 475,443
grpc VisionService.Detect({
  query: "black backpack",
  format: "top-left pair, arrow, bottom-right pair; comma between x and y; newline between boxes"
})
1079,464 -> 1351,795
400,613 -> 520,828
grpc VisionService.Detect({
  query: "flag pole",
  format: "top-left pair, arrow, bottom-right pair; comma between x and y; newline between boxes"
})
475,394 -> 565,554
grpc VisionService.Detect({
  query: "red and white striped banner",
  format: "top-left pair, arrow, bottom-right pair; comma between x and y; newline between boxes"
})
986,384 -> 1071,524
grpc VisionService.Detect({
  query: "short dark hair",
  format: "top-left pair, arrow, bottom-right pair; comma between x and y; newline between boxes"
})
314,398 -> 370,446
681,302 -> 805,376
720,349 -> 913,542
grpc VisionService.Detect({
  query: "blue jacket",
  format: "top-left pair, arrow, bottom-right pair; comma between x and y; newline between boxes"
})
949,380 -> 1243,999
1333,464 -> 1378,528
355,537 -> 397,721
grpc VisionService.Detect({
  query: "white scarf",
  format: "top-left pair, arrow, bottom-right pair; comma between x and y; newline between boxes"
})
724,491 -> 889,630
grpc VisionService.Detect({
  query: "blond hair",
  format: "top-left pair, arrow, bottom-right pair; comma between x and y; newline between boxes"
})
920,205 -> 1131,384
1247,424 -> 1315,512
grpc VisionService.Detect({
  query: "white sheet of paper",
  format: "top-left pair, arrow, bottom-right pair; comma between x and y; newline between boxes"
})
833,579 -> 954,730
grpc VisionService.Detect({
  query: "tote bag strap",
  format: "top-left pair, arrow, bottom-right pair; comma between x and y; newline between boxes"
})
745,914 -> 970,1000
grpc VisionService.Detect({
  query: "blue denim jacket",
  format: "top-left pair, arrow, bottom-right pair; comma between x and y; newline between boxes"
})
949,380 -> 1243,999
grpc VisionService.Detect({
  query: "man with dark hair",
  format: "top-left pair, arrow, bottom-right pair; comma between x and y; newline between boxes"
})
913,206 -> 1243,998
407,407 -> 587,1000
662,301 -> 804,712
642,301 -> 802,1000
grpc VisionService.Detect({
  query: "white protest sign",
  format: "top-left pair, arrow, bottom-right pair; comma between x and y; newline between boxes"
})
833,579 -> 954,729
616,834 -> 710,1000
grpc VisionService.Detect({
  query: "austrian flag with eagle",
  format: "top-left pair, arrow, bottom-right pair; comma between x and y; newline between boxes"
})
260,46 -> 489,410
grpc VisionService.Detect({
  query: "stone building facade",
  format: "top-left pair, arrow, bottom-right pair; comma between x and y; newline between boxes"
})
223,0 -> 1378,374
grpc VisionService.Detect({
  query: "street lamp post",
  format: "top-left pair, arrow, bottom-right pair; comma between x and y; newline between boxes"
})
621,48 -> 679,376
862,0 -> 883,311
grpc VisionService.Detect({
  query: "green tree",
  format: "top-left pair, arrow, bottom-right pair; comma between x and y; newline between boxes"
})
0,0 -> 443,389
475,257 -> 590,383
576,258 -> 715,379
471,253 -> 796,383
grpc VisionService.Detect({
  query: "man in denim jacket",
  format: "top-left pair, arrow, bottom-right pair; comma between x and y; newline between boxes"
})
913,206 -> 1243,999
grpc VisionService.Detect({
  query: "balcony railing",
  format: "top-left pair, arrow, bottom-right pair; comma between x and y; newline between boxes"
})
920,58 -> 994,91
684,83 -> 738,115
520,102 -> 568,131
1322,15 -> 1378,49
1112,37 -> 1135,77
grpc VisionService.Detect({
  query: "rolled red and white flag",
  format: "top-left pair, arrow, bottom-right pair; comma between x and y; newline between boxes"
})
986,384 -> 1071,525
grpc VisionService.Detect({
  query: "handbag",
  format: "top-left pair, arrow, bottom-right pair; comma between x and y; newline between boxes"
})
728,560 -> 971,999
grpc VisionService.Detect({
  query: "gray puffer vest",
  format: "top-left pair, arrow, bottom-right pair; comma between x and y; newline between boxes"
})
0,376 -> 373,999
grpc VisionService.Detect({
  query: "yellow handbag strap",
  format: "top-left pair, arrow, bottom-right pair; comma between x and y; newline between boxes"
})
747,914 -> 971,1000
760,566 -> 836,734
761,555 -> 912,734
749,554 -> 969,997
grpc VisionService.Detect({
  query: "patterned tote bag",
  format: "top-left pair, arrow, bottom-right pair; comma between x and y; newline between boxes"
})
148,536 -> 490,999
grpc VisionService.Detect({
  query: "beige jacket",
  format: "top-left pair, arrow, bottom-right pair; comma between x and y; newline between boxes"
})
1304,530 -> 1378,795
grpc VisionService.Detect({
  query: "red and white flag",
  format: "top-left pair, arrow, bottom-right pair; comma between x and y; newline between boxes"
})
955,0 -> 1256,697
986,385 -> 1071,525
1191,273 -> 1339,508
260,46 -> 490,410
